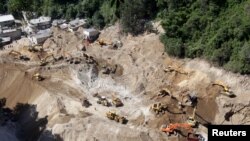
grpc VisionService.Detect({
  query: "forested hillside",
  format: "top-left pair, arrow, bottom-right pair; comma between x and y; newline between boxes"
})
0,0 -> 249,74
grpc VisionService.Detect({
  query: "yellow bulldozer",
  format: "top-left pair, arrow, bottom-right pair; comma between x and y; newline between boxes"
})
150,103 -> 168,115
106,111 -> 126,124
9,50 -> 30,61
38,54 -> 56,66
97,39 -> 112,46
112,95 -> 123,107
212,80 -> 235,97
32,73 -> 45,81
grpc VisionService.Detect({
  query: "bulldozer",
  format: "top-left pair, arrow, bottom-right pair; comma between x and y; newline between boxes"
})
112,95 -> 123,107
212,80 -> 235,97
106,111 -> 126,124
150,103 -> 168,115
38,54 -> 56,66
97,96 -> 110,107
9,50 -> 30,61
164,65 -> 188,75
32,73 -> 45,81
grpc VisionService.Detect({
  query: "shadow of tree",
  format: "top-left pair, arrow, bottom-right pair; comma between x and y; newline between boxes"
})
0,97 -> 63,141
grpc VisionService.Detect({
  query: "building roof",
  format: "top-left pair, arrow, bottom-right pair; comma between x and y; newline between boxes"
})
30,16 -> 51,25
0,15 -> 15,23
84,28 -> 98,33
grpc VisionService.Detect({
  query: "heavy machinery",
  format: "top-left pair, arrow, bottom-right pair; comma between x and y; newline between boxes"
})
186,107 -> 198,127
158,88 -> 171,97
106,111 -> 126,124
150,103 -> 168,115
212,80 -> 235,97
112,95 -> 123,107
27,45 -> 43,52
164,65 -> 188,75
161,123 -> 193,136
97,39 -> 112,46
32,73 -> 45,81
97,96 -> 109,107
9,50 -> 30,61
39,54 -> 56,66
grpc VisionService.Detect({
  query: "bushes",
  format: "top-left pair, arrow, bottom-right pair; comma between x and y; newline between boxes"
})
160,0 -> 250,74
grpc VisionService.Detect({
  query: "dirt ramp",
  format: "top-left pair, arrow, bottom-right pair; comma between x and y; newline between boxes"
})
0,64 -> 45,108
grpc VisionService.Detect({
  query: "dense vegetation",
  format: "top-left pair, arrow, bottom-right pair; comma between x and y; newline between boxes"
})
0,0 -> 249,74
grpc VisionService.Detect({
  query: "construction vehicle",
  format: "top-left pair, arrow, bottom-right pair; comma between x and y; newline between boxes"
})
38,54 -> 56,66
164,65 -> 188,75
27,45 -> 43,52
32,73 -> 45,81
161,123 -> 193,136
186,107 -> 198,127
97,96 -> 109,107
81,97 -> 91,108
112,95 -> 123,107
158,88 -> 171,97
111,40 -> 123,49
106,111 -> 126,124
212,80 -> 235,97
97,39 -> 112,46
150,103 -> 168,115
9,50 -> 30,61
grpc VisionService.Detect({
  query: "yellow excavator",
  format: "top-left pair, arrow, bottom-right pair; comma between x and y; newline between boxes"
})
106,111 -> 126,124
212,80 -> 235,97
186,106 -> 198,127
38,54 -> 56,66
9,50 -> 30,61
112,95 -> 123,107
32,73 -> 45,81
